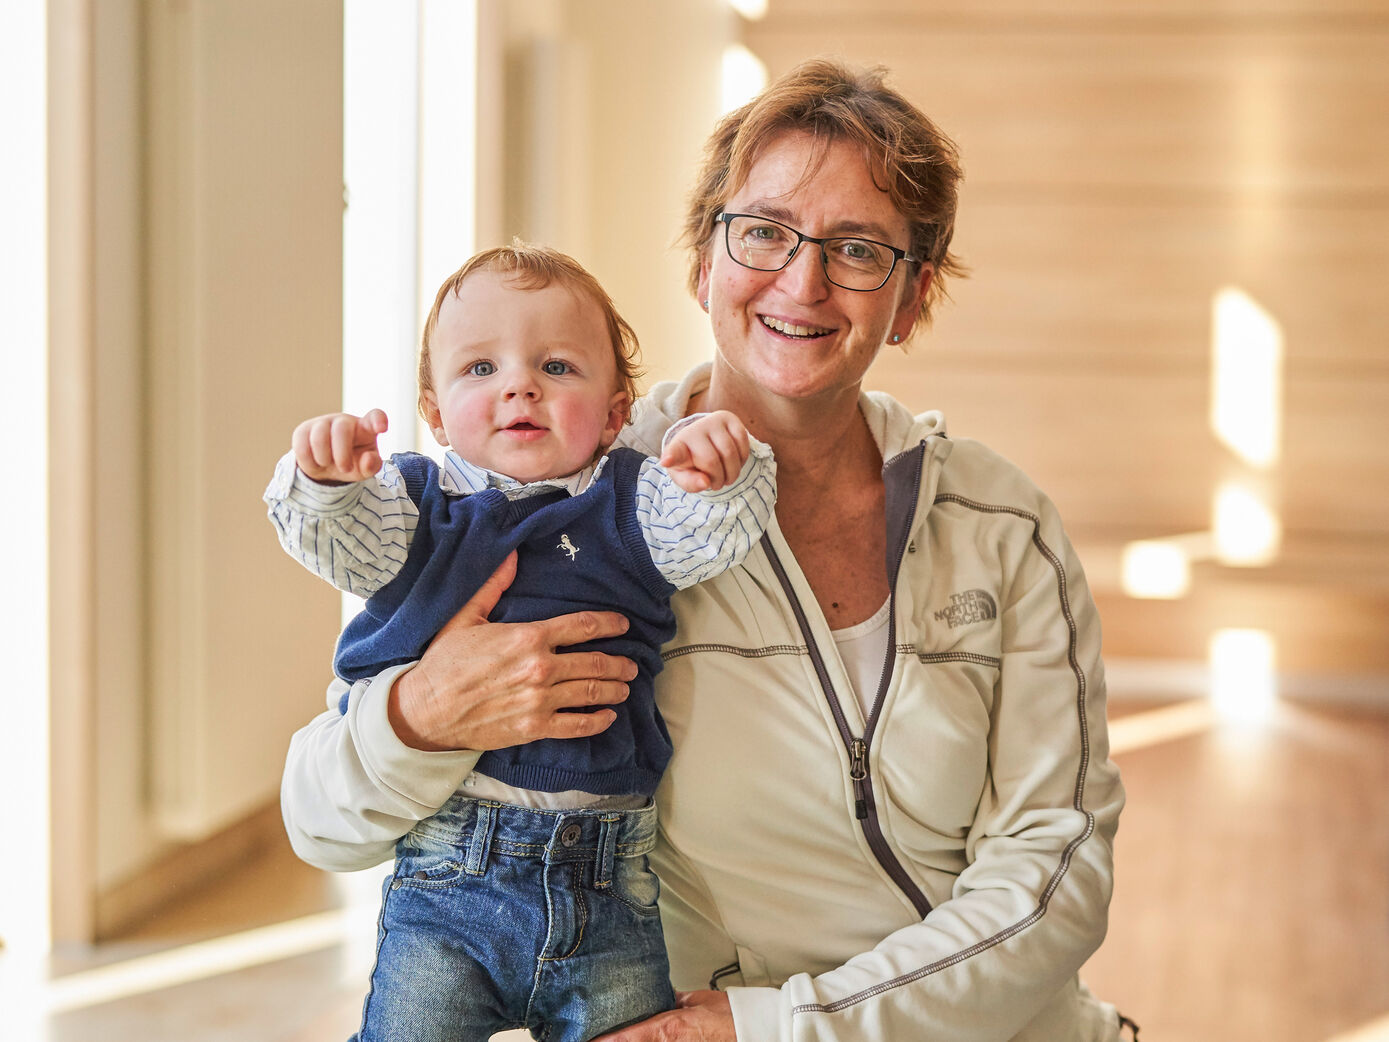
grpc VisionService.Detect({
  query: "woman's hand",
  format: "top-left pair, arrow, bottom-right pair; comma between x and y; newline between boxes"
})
593,991 -> 735,1042
387,551 -> 639,752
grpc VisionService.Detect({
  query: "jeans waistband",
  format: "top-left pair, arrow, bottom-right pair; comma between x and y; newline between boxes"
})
405,792 -> 658,882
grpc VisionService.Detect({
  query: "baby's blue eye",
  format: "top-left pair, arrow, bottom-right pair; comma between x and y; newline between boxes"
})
543,360 -> 571,376
467,360 -> 496,376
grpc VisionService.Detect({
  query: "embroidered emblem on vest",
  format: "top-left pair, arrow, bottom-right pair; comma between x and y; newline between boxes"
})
933,589 -> 997,628
557,534 -> 580,560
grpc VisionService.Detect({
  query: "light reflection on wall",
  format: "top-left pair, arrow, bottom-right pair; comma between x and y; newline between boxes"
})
1121,539 -> 1192,599
1213,481 -> 1282,566
1210,628 -> 1278,722
726,0 -> 769,19
721,43 -> 768,114
1119,287 -> 1287,717
1211,287 -> 1283,468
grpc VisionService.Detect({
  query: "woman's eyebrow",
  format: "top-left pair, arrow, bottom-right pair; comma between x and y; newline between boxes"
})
831,219 -> 898,243
738,202 -> 897,243
739,201 -> 797,223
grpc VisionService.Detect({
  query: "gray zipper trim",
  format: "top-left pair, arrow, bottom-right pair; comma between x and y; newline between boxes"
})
916,650 -> 1002,669
662,642 -> 805,662
759,441 -> 934,921
789,491 -> 1098,1017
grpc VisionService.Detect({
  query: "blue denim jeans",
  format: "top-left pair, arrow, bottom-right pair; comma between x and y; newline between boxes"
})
350,794 -> 675,1042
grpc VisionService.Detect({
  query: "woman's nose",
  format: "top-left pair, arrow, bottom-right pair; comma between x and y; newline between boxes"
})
777,243 -> 832,302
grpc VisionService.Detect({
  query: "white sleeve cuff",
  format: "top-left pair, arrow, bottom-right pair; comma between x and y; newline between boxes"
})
352,662 -> 481,805
727,986 -> 786,1042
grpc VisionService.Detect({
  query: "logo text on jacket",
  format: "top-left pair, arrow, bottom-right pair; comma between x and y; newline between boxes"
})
933,589 -> 998,628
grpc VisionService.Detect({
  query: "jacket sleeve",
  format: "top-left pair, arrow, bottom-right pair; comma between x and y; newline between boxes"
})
727,496 -> 1125,1041
280,663 -> 480,872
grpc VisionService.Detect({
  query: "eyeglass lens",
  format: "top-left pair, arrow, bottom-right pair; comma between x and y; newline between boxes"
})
723,214 -> 900,291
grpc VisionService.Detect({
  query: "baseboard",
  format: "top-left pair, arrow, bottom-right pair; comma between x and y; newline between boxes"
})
95,798 -> 286,941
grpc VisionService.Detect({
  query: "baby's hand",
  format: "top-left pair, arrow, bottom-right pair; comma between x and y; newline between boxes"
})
291,409 -> 388,484
659,410 -> 751,493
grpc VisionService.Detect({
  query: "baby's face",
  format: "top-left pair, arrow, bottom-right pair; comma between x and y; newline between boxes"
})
423,271 -> 628,484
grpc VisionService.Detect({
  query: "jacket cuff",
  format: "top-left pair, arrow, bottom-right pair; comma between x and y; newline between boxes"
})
354,663 -> 480,802
727,986 -> 786,1042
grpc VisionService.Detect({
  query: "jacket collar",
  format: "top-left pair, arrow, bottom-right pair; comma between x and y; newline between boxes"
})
631,362 -> 952,469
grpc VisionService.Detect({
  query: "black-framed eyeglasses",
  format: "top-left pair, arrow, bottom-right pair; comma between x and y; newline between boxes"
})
716,212 -> 919,292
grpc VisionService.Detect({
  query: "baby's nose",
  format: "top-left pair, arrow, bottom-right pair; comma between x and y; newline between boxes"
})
502,374 -> 541,399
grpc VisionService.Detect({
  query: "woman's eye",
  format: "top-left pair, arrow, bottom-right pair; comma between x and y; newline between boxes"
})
467,360 -> 496,377
543,360 -> 571,376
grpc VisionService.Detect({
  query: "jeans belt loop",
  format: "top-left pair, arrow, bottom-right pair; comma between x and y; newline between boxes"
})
464,801 -> 497,876
594,813 -> 619,889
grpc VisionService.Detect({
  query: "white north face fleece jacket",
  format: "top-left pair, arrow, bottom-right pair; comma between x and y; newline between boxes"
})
280,364 -> 1126,1041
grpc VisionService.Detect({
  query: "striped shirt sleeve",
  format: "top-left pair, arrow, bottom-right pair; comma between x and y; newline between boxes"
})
634,434 -> 776,591
263,451 -> 419,597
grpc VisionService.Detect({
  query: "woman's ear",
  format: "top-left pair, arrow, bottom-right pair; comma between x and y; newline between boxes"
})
891,263 -> 934,344
696,255 -> 713,313
420,391 -> 450,447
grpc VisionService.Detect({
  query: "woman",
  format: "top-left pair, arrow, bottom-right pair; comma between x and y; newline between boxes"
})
282,59 -> 1127,1041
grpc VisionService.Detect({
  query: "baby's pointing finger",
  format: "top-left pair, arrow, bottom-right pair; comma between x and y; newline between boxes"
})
361,408 -> 389,436
331,415 -> 359,472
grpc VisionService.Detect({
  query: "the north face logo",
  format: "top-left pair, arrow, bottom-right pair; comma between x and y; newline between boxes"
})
933,589 -> 997,628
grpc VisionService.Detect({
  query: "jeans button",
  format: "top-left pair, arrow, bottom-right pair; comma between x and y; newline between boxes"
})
560,823 -> 582,847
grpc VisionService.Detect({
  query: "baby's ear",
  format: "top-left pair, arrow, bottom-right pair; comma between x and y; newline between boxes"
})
420,390 -> 450,447
599,390 -> 631,449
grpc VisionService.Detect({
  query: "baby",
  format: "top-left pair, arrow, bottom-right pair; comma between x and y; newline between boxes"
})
264,243 -> 775,1042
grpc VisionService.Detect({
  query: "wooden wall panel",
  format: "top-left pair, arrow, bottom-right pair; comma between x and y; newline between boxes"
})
744,2 -> 1389,675
753,2 -> 1389,27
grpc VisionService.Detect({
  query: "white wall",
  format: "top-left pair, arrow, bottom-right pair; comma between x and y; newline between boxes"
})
492,0 -> 736,387
1,0 -> 51,955
43,0 -> 347,934
142,0 -> 346,842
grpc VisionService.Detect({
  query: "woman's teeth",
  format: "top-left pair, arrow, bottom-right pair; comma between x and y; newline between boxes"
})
761,315 -> 831,338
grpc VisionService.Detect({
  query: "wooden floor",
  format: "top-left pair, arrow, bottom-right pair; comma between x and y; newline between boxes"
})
3,696 -> 1386,1042
1084,700 -> 1389,1042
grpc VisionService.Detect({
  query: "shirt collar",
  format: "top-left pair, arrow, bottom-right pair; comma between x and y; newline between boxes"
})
438,451 -> 605,500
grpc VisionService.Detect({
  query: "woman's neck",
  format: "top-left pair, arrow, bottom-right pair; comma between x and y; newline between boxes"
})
694,364 -> 889,629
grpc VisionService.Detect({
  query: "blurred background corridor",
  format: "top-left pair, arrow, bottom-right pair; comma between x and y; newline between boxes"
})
2,1 -> 1386,1039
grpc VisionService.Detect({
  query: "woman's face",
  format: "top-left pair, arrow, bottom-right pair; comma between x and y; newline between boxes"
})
698,131 -> 931,406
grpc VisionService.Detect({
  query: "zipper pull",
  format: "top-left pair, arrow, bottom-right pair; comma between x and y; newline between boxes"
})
850,738 -> 868,819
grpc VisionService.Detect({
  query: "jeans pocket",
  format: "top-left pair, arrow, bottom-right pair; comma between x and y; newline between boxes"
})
392,849 -> 465,890
604,853 -> 662,917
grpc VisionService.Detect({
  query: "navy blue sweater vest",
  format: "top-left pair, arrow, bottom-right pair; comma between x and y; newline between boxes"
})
334,448 -> 678,797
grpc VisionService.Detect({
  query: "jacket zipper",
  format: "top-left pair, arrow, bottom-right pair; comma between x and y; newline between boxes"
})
758,442 -> 933,918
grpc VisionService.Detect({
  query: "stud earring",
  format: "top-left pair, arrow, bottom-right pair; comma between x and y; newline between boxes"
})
702,299 -> 710,312
890,333 -> 903,344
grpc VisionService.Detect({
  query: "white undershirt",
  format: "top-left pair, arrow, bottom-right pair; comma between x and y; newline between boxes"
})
831,597 -> 892,719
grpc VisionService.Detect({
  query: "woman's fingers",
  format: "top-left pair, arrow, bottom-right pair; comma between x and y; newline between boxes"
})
394,587 -> 638,751
438,552 -> 518,628
535,609 -> 634,657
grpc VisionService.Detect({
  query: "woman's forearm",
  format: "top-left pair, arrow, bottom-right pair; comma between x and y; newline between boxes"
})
280,667 -> 479,872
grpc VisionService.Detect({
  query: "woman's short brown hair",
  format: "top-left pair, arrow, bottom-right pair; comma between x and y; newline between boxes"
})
682,58 -> 966,331
418,242 -> 642,421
